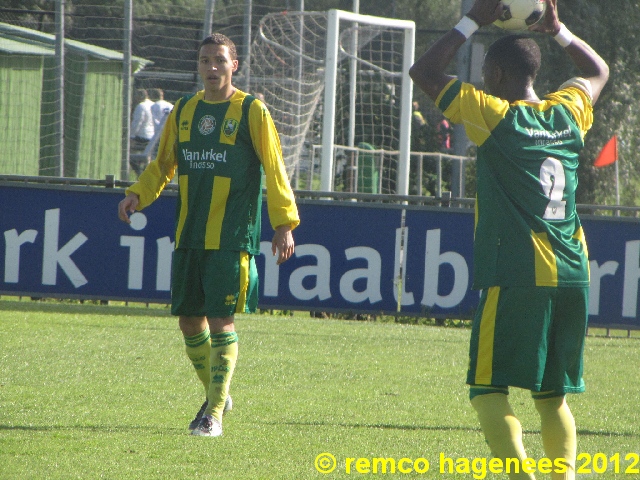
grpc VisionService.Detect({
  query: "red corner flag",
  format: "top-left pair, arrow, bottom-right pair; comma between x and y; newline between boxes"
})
594,135 -> 618,168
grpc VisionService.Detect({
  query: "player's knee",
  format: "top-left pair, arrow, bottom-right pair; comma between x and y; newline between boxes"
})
179,315 -> 208,335
207,315 -> 235,333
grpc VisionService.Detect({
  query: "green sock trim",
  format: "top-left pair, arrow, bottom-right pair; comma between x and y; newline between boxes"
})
184,328 -> 211,348
210,331 -> 238,348
469,385 -> 509,400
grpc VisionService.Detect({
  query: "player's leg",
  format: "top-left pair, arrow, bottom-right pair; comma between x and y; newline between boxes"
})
171,249 -> 213,428
533,393 -> 576,480
179,316 -> 211,397
470,389 -> 535,480
467,286 -> 556,479
196,251 -> 258,434
179,315 -> 213,430
204,315 -> 237,427
533,287 -> 589,480
467,287 -> 534,479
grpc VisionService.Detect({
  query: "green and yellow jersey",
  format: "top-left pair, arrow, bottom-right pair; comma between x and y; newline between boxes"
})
127,89 -> 299,255
436,78 -> 594,289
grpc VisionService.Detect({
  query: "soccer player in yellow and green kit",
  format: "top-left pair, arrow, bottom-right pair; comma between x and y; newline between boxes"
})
410,0 -> 608,478
118,33 -> 300,437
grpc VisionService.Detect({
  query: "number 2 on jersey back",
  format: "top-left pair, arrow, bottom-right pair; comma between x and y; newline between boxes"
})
540,157 -> 566,220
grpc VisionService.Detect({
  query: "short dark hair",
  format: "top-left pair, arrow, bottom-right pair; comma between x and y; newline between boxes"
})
485,35 -> 541,81
149,88 -> 163,101
134,88 -> 148,100
199,33 -> 237,60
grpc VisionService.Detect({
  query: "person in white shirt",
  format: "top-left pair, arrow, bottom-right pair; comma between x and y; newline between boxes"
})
130,89 -> 155,141
150,88 -> 173,130
130,89 -> 155,174
142,89 -> 175,161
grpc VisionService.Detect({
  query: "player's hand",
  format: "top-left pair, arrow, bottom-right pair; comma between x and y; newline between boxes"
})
118,193 -> 140,224
272,224 -> 295,265
530,0 -> 561,35
467,0 -> 504,27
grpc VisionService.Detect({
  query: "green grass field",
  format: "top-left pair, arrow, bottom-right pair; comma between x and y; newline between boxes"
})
1,299 -> 639,479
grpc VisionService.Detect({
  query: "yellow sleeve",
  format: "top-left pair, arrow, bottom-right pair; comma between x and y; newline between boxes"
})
126,99 -> 179,209
248,99 -> 300,230
436,79 -> 509,147
545,77 -> 594,138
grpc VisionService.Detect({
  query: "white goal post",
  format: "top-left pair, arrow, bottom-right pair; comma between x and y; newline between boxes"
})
321,10 -> 415,194
250,9 -> 415,194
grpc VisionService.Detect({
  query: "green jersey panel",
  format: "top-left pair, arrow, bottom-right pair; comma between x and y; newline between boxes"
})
174,91 -> 263,253
437,79 -> 593,289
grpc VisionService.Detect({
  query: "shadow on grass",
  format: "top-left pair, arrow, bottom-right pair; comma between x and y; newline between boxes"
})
575,428 -> 640,438
526,428 -> 640,439
0,299 -> 172,318
0,424 -> 184,434
3,422 -> 638,441
280,421 -> 482,433
278,421 -> 640,439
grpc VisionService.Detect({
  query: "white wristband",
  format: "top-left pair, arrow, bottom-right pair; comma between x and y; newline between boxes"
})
454,16 -> 479,40
554,23 -> 574,48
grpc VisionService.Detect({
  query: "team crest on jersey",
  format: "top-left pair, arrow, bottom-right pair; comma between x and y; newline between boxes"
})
223,118 -> 239,137
198,115 -> 216,135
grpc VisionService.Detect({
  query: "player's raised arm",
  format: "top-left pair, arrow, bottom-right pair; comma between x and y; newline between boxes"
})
532,0 -> 609,103
409,0 -> 503,101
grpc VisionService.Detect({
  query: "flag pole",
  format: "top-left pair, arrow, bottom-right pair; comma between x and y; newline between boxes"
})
615,156 -> 620,216
594,135 -> 619,214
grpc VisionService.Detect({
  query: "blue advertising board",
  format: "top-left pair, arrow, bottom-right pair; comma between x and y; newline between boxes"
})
1,182 -> 639,328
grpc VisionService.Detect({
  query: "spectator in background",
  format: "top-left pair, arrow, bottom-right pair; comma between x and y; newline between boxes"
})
143,89 -> 174,161
411,101 -> 429,152
130,89 -> 155,145
130,89 -> 155,175
437,117 -> 452,152
150,88 -> 174,131
412,101 -> 427,130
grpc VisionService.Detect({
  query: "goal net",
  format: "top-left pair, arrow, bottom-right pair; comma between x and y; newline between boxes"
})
250,10 -> 415,194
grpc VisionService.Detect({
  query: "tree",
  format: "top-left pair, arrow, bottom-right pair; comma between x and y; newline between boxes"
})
535,0 -> 640,207
3,0 -> 639,205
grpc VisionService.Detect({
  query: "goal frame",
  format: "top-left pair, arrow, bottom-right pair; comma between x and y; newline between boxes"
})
320,9 -> 415,195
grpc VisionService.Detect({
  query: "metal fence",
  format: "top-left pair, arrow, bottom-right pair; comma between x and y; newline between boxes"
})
0,1 -> 461,197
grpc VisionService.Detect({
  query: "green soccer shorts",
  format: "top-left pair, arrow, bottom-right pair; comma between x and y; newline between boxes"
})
467,285 -> 588,395
171,249 -> 259,318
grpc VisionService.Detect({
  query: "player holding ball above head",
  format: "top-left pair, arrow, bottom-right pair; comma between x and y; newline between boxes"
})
118,33 -> 299,437
409,1 -> 608,479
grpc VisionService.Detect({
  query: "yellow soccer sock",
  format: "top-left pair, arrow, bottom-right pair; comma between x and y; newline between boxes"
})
206,331 -> 238,423
183,327 -> 211,396
534,395 -> 576,480
471,393 -> 536,480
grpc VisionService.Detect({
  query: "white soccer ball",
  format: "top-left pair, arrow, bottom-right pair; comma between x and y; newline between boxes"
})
493,0 -> 547,31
